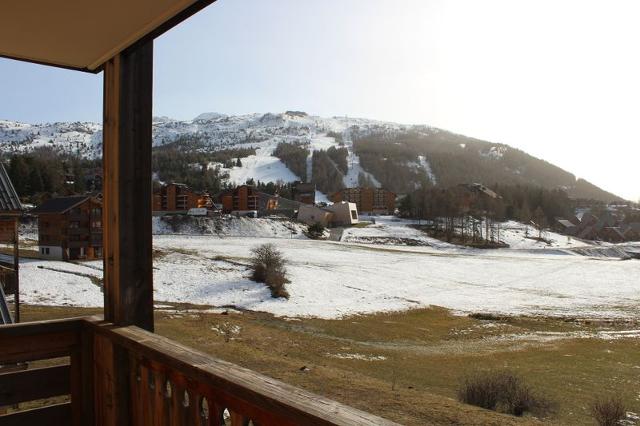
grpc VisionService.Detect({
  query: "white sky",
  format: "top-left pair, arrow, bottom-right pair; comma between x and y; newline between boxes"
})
1,0 -> 638,200
157,0 -> 640,202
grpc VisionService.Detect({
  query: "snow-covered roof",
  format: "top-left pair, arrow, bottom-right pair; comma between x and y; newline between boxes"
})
0,164 -> 22,212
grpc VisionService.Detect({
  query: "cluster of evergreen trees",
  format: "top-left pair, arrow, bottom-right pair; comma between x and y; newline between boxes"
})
273,142 -> 348,194
326,146 -> 348,174
399,184 -> 573,226
6,145 -> 259,203
244,179 -> 296,200
326,131 -> 344,145
353,131 -> 622,202
6,148 -> 101,204
151,146 -> 255,193
273,142 -> 308,181
311,150 -> 344,194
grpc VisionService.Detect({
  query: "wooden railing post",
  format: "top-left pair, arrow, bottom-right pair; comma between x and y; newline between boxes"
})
102,40 -> 154,332
101,39 -> 154,425
70,322 -> 96,425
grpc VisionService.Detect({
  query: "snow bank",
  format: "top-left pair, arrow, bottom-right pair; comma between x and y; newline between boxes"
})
498,221 -> 593,249
341,216 -> 455,248
153,216 -> 308,239
20,259 -> 103,307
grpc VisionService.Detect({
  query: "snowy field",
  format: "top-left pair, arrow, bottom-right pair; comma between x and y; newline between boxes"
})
16,218 -> 640,320
342,217 -> 595,250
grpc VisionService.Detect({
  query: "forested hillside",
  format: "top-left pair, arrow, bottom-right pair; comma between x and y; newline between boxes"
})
353,129 -> 622,202
0,113 -> 625,203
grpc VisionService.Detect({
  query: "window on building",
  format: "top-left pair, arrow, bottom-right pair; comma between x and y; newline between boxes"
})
351,210 -> 358,220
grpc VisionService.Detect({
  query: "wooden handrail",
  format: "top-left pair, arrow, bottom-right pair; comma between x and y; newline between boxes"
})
0,318 -> 86,424
86,319 -> 398,426
0,317 -> 398,425
0,316 -> 85,364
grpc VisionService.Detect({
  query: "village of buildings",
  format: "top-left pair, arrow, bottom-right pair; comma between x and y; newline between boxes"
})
0,157 -> 638,320
16,176 -> 640,262
27,180 -> 399,261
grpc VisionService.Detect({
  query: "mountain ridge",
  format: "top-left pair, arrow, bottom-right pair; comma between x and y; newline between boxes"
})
0,112 -> 624,202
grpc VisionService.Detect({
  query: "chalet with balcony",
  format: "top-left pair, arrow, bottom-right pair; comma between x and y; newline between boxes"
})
31,195 -> 103,261
153,183 -> 212,212
330,187 -> 395,215
218,185 -> 278,215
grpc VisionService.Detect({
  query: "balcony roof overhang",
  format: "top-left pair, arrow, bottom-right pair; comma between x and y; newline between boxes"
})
0,0 -> 215,73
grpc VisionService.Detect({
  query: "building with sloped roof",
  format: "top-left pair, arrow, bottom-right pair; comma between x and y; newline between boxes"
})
0,164 -> 22,214
31,195 -> 102,260
153,182 -> 212,212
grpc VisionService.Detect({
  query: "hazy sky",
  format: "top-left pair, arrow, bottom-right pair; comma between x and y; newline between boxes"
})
1,0 -> 638,201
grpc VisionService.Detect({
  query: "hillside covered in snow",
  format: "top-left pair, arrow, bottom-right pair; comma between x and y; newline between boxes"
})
0,111 -> 622,201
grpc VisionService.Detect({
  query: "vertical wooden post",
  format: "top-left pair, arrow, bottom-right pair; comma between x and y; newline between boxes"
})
12,217 -> 19,323
102,40 -> 154,332
101,40 -> 154,426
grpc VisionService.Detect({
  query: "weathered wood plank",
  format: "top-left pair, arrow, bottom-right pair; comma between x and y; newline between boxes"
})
0,316 -> 83,338
0,318 -> 86,364
102,40 -> 154,332
86,320 -> 399,426
93,333 -> 116,426
12,218 -> 18,323
0,402 -> 71,426
0,331 -> 77,364
156,368 -> 171,426
230,409 -> 250,426
78,321 -> 96,425
0,364 -> 70,406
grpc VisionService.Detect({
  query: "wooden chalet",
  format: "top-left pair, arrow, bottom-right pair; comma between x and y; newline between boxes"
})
330,187 -> 395,215
153,183 -> 213,212
31,195 -> 103,261
218,185 -> 278,215
0,1 -> 394,425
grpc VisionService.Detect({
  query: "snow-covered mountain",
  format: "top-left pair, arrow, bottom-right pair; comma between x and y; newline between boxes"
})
0,120 -> 102,158
0,111 -> 623,201
1,111 -> 404,157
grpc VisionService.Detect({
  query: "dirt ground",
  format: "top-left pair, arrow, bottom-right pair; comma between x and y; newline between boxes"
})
17,304 -> 640,425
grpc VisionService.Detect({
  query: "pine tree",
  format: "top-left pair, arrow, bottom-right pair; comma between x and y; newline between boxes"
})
9,156 -> 29,195
28,168 -> 44,194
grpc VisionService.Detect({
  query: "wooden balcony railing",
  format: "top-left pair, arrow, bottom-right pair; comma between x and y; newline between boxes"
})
0,317 -> 398,426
